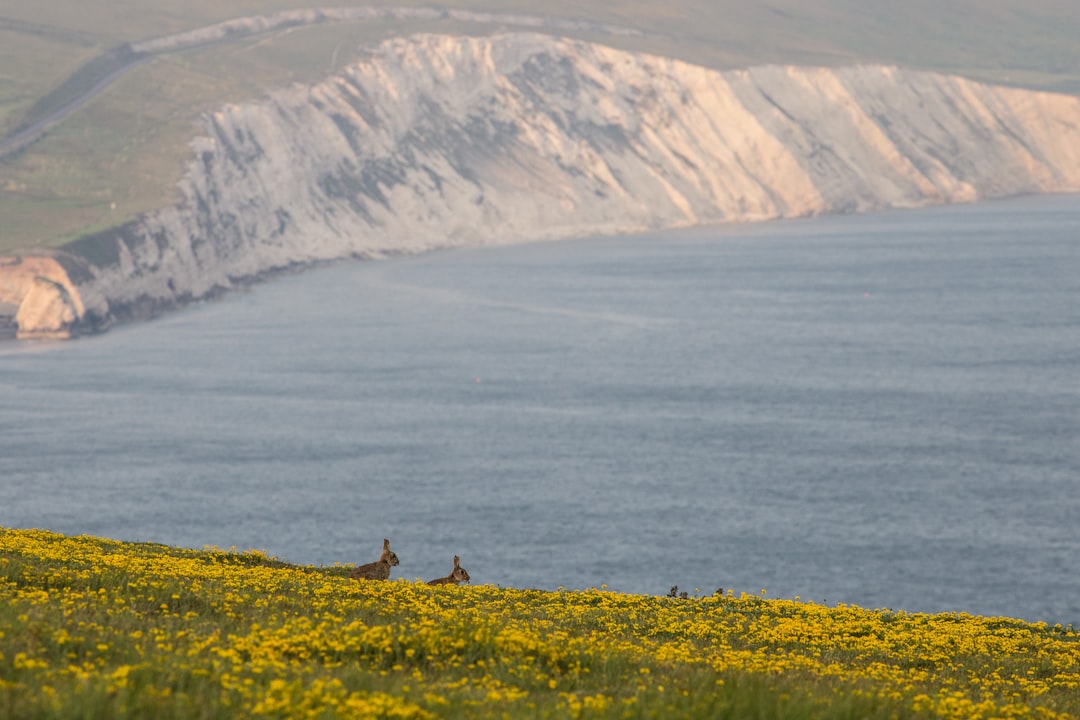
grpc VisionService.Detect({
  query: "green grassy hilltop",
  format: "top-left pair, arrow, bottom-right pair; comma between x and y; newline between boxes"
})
1,0 -> 1079,254
2,527 -> 1079,718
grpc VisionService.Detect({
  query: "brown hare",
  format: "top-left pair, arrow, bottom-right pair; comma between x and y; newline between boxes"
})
427,555 -> 470,585
349,538 -> 400,580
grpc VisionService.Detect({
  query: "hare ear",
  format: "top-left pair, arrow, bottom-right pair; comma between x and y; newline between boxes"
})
383,539 -> 391,550
453,555 -> 460,567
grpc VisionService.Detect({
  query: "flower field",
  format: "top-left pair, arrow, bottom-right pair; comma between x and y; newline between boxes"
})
1,527 -> 1078,719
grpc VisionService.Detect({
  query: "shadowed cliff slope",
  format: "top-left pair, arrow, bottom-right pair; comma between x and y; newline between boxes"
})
4,33 -> 1080,338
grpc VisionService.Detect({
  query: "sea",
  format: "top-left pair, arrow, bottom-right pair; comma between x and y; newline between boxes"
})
1,193 -> 1078,625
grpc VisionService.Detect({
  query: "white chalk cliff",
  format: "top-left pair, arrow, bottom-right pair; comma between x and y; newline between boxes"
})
5,33 -> 1080,338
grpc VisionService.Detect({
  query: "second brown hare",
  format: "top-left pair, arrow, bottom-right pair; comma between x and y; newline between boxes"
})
428,555 -> 470,585
350,538 -> 400,580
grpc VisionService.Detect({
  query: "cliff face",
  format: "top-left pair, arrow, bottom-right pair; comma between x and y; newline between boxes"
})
6,33 -> 1080,338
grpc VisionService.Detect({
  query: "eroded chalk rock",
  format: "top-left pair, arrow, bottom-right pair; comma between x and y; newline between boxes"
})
15,277 -> 78,339
0,254 -> 110,339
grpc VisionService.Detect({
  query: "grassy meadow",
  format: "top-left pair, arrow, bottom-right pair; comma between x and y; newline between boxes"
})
1,527 -> 1078,719
2,0 -> 1080,253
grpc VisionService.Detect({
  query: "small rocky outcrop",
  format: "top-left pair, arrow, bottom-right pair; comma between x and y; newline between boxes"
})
0,254 -> 109,339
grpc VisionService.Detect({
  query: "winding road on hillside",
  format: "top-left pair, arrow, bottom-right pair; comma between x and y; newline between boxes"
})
0,51 -> 152,159
0,6 -> 655,160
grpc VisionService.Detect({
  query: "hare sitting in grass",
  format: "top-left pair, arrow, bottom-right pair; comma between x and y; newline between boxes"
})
428,555 -> 470,585
350,538 -> 400,580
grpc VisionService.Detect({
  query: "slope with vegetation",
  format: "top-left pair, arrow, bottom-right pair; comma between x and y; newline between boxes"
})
1,527 -> 1079,719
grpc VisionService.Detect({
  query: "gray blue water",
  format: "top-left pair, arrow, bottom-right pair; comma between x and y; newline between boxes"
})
2,194 -> 1078,624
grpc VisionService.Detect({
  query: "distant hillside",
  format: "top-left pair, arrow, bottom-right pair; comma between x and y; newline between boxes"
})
3,34 -> 1078,339
1,1 -> 1079,253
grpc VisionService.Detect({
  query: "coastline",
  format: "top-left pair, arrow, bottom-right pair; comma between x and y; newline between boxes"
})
4,34 -> 1080,341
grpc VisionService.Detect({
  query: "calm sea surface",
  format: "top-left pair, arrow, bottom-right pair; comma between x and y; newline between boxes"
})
2,195 -> 1078,624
